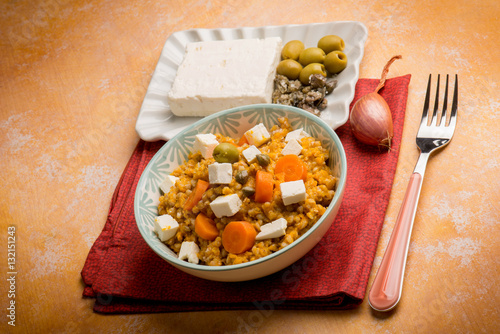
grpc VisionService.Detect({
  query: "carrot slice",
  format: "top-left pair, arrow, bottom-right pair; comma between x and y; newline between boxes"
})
275,155 -> 308,182
183,179 -> 209,211
222,221 -> 256,254
254,170 -> 274,203
195,213 -> 219,241
237,135 -> 249,146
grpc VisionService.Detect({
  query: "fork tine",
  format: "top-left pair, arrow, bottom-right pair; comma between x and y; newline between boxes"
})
421,74 -> 432,126
449,74 -> 458,128
430,74 -> 441,126
439,75 -> 449,126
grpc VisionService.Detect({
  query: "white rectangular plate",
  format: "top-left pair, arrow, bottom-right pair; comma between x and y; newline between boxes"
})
135,21 -> 368,141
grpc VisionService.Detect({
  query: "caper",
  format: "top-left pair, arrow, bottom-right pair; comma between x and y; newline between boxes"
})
242,186 -> 256,197
299,63 -> 327,85
298,47 -> 326,67
317,35 -> 345,54
213,143 -> 240,163
235,170 -> 249,184
281,40 -> 305,61
256,154 -> 271,167
276,59 -> 303,80
324,51 -> 348,74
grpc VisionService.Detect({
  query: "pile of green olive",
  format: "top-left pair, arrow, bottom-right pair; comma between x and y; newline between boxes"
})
276,35 -> 348,85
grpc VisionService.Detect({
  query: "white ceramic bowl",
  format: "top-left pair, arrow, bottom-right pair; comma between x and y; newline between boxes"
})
134,104 -> 347,282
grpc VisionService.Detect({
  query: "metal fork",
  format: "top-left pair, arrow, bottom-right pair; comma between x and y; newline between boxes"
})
368,74 -> 458,311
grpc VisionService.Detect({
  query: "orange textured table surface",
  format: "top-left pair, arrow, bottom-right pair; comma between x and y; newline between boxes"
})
1,0 -> 499,333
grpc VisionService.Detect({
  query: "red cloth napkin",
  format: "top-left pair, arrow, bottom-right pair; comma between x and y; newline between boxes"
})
81,75 -> 411,314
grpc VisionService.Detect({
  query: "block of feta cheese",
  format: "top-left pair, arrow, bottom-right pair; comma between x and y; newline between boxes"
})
280,180 -> 307,206
244,123 -> 271,147
285,128 -> 309,142
168,37 -> 282,117
160,175 -> 179,195
242,145 -> 261,164
178,241 -> 200,264
208,162 -> 232,184
256,218 -> 288,241
281,139 -> 303,156
210,194 -> 242,218
193,133 -> 219,159
154,214 -> 179,242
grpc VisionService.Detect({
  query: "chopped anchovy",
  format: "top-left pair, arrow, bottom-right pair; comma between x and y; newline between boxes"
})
310,74 -> 327,89
325,78 -> 337,94
273,74 -> 338,115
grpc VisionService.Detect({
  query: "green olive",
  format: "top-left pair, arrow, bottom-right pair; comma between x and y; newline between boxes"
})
276,59 -> 303,80
213,143 -> 239,163
298,47 -> 326,67
242,186 -> 256,197
324,51 -> 348,74
256,154 -> 271,167
281,40 -> 305,60
235,170 -> 249,184
299,63 -> 327,85
317,35 -> 345,54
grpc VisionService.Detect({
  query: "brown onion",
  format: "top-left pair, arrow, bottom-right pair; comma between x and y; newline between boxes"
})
350,55 -> 401,150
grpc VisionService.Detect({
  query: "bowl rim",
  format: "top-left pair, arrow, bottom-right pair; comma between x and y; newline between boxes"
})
134,103 -> 347,272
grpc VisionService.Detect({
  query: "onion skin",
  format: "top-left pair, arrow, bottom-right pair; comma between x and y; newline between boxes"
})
349,55 -> 401,150
350,92 -> 394,148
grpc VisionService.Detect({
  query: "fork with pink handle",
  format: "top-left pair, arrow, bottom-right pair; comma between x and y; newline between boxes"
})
368,74 -> 458,311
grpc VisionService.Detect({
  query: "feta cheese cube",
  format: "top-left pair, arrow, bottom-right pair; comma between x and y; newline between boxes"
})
208,162 -> 232,184
193,134 -> 219,159
280,180 -> 307,206
281,139 -> 303,156
154,214 -> 179,242
244,123 -> 271,147
167,37 -> 282,117
256,218 -> 288,240
160,175 -> 179,195
285,128 -> 309,142
178,241 -> 200,264
210,194 -> 242,218
242,145 -> 261,163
